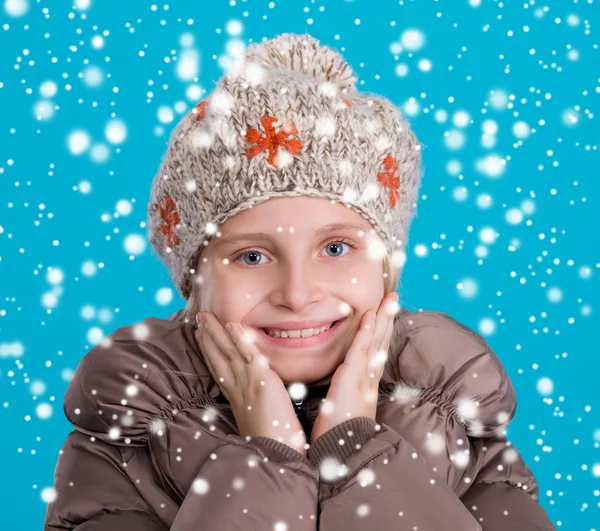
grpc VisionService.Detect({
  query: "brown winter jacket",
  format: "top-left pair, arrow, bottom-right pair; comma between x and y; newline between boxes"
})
44,308 -> 555,530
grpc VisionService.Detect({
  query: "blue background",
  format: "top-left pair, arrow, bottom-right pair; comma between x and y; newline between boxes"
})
1,0 -> 598,528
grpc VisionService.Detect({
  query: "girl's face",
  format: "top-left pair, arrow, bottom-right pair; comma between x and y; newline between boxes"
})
195,196 -> 386,384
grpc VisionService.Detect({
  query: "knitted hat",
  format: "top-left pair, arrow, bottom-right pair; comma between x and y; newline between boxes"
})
147,33 -> 423,301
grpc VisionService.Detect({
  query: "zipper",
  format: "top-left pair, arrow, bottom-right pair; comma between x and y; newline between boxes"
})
292,398 -> 313,438
292,399 -> 304,416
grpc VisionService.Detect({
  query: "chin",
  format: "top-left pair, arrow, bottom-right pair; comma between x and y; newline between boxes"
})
270,358 -> 341,385
279,373 -> 320,385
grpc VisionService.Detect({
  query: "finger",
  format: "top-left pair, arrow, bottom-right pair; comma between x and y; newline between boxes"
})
202,313 -> 251,383
227,323 -> 273,388
213,319 -> 273,399
226,327 -> 277,418
368,294 -> 399,373
225,322 -> 257,365
343,309 -> 376,372
368,311 -> 394,382
195,327 -> 222,378
195,327 -> 235,400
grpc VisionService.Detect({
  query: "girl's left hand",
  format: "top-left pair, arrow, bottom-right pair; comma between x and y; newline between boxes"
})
309,292 -> 399,445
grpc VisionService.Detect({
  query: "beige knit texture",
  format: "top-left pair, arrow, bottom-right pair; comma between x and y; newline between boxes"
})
147,32 -> 423,300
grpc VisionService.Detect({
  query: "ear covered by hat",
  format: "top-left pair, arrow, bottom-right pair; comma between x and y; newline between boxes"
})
147,32 -> 424,300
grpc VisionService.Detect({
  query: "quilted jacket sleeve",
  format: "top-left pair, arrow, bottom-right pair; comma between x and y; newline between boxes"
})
307,417 -> 482,530
304,310 -> 555,530
460,434 -> 556,530
307,418 -> 555,530
45,318 -> 319,531
169,433 -> 319,530
45,429 -> 319,531
44,430 -> 167,531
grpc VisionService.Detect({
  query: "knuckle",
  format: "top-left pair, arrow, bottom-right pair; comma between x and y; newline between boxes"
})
223,346 -> 238,362
376,332 -> 387,345
227,333 -> 239,348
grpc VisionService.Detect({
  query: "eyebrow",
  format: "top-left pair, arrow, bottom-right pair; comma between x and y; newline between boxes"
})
211,222 -> 373,248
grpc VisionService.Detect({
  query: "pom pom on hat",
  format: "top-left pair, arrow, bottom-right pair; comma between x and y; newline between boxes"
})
243,33 -> 358,91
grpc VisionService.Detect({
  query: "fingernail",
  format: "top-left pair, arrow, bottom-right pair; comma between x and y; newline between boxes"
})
196,312 -> 204,327
369,310 -> 376,323
225,323 -> 234,334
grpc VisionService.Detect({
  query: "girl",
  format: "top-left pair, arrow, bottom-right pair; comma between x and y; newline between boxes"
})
45,33 -> 555,530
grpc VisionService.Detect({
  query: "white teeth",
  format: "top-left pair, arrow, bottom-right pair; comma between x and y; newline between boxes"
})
265,322 -> 335,338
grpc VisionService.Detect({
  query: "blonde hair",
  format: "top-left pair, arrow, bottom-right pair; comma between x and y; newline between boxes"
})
182,252 -> 405,388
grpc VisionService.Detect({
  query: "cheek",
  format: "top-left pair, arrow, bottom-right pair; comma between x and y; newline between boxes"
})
200,265 -> 256,312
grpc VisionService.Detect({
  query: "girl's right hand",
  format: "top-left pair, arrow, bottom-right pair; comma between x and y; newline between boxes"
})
195,312 -> 308,456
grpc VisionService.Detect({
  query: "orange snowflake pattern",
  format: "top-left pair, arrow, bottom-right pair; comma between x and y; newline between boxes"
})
189,98 -> 209,121
245,116 -> 303,167
377,155 -> 401,209
158,196 -> 181,247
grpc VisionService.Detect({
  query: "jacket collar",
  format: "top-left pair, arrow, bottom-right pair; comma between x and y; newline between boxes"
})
289,372 -> 334,404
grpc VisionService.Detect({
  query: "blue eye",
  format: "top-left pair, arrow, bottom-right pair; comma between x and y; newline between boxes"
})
234,239 -> 357,267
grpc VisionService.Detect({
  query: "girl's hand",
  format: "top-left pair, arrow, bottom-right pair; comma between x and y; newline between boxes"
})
309,292 -> 399,445
195,313 -> 308,456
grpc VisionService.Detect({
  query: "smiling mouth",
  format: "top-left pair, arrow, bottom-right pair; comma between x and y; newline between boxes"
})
261,319 -> 341,337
